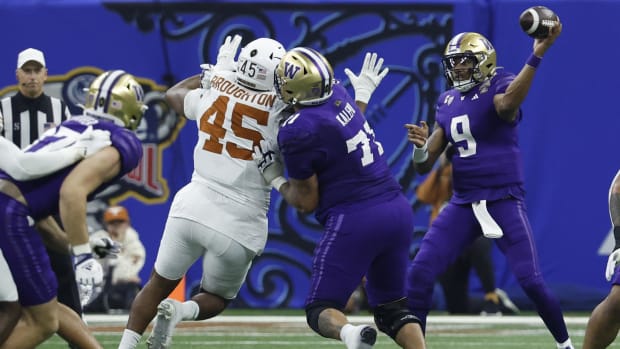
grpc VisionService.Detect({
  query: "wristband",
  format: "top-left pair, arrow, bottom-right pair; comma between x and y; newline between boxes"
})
412,142 -> 428,163
271,176 -> 287,192
526,54 -> 542,69
72,243 -> 92,256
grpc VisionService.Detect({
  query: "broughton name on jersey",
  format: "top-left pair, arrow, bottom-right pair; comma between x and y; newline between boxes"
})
210,75 -> 277,107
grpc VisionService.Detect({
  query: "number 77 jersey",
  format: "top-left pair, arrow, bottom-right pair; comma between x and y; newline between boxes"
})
277,83 -> 402,225
183,70 -> 288,206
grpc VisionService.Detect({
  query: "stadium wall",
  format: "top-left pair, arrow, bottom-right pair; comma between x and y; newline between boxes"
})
0,0 -> 616,311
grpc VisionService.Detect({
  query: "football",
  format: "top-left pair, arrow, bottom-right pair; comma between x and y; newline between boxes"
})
519,6 -> 559,38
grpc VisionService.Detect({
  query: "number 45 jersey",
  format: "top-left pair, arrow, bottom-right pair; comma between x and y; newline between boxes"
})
277,82 -> 401,225
435,68 -> 525,204
183,69 -> 288,207
176,69 -> 288,254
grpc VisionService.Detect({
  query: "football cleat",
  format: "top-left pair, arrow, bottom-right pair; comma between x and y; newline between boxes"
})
146,298 -> 183,349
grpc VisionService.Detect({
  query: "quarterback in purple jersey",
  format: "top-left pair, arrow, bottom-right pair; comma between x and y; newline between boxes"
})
0,70 -> 145,349
405,26 -> 573,349
254,47 -> 425,349
584,170 -> 620,349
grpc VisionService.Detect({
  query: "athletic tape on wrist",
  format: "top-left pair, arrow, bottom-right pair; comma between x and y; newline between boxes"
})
412,142 -> 429,163
72,243 -> 92,256
271,176 -> 287,192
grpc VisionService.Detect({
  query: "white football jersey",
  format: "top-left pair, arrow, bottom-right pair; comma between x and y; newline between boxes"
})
171,70 -> 287,253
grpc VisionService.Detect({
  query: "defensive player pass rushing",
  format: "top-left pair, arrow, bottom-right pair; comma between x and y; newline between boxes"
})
0,69 -> 146,349
117,35 -> 289,349
253,47 -> 425,349
404,25 -> 575,349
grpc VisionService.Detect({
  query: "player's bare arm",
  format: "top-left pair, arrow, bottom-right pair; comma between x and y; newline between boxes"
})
35,216 -> 69,253
59,146 -> 121,247
165,74 -> 201,116
494,21 -> 562,122
279,175 -> 319,213
405,121 -> 447,174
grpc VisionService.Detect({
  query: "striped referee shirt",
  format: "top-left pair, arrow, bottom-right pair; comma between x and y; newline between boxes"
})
0,91 -> 71,149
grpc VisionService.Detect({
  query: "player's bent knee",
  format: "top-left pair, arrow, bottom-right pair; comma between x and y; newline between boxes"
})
305,301 -> 341,335
373,298 -> 421,340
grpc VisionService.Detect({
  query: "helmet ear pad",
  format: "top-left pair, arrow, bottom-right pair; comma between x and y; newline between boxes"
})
274,47 -> 334,106
235,38 -> 285,91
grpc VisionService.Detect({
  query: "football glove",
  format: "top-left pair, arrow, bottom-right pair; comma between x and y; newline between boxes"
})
606,248 -> 620,281
89,236 -> 121,259
215,34 -> 242,71
75,253 -> 104,286
252,139 -> 285,188
344,52 -> 389,104
74,126 -> 112,158
199,63 -> 214,89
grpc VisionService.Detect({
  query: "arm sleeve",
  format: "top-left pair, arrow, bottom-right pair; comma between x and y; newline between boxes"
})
0,136 -> 83,180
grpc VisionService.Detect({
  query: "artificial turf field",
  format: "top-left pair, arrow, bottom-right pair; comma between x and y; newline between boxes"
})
40,311 -> 620,348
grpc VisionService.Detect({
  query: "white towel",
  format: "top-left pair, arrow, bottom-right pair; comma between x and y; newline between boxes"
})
472,200 -> 504,238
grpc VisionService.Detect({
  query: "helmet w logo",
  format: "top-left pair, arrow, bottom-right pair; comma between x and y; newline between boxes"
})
283,62 -> 301,79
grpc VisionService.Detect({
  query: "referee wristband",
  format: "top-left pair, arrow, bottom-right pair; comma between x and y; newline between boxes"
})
412,142 -> 429,163
526,54 -> 542,69
72,243 -> 92,256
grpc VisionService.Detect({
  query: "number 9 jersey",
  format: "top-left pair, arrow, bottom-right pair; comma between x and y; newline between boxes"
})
435,68 -> 525,204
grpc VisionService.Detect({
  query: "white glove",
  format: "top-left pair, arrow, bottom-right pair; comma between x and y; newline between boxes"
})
344,52 -> 389,104
75,253 -> 104,286
215,34 -> 242,71
78,283 -> 94,307
252,139 -> 285,189
199,63 -> 214,89
74,126 -> 112,158
606,249 -> 620,281
89,236 -> 121,259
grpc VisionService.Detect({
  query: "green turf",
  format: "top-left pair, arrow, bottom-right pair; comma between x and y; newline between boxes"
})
37,319 -> 620,349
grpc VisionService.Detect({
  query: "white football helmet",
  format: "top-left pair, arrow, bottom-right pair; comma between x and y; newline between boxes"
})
236,38 -> 286,91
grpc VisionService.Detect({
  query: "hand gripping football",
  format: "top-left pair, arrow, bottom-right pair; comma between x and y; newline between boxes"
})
519,6 -> 559,38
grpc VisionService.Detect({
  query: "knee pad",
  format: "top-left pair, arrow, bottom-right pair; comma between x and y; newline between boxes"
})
305,301 -> 341,335
373,298 -> 421,340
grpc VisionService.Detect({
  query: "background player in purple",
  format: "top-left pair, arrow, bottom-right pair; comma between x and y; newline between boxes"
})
584,170 -> 620,348
0,70 -> 146,349
253,47 -> 425,349
404,26 -> 573,348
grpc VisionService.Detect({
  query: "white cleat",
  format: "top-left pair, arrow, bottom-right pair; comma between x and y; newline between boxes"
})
146,299 -> 183,349
344,325 -> 377,349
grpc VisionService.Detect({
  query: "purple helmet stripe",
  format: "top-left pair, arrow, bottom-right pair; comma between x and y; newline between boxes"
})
94,70 -> 126,114
294,47 -> 331,98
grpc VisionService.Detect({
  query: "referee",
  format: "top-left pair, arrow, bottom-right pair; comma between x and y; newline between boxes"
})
0,48 -> 81,349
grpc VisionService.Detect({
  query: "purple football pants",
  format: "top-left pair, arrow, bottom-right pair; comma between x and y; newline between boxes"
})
407,197 -> 569,343
0,193 -> 57,306
305,193 -> 413,309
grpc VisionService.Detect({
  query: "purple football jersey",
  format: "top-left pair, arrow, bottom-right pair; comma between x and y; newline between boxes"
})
0,115 -> 143,219
435,69 -> 525,203
277,83 -> 401,224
